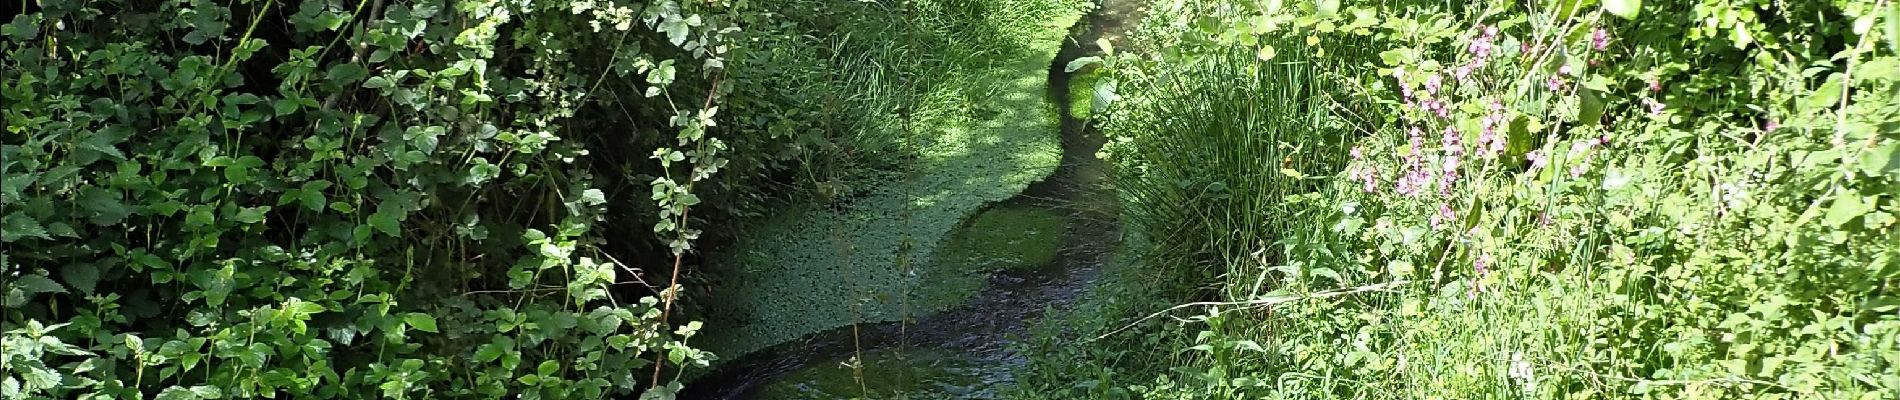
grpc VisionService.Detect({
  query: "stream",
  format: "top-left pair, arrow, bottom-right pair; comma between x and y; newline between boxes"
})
681,2 -> 1144,398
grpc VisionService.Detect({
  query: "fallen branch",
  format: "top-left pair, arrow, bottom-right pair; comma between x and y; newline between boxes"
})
1091,280 -> 1413,342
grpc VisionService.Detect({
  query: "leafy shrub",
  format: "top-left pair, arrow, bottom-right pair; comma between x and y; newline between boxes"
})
1022,0 -> 1900,398
0,0 -> 754,398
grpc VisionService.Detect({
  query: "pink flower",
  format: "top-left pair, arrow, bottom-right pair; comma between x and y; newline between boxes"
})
1361,168 -> 1380,193
1442,127 -> 1464,156
1475,253 -> 1492,275
1484,25 -> 1499,38
1649,79 -> 1662,92
1764,119 -> 1779,131
1425,73 -> 1444,96
1350,146 -> 1364,160
1591,28 -> 1610,51
1431,204 -> 1456,229
1645,98 -> 1664,115
1558,65 -> 1574,76
1455,64 -> 1476,82
1526,150 -> 1548,170
1546,76 -> 1566,91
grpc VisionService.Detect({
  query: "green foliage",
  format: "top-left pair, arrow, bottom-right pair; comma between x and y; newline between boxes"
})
0,0 -> 743,397
1020,0 -> 1900,398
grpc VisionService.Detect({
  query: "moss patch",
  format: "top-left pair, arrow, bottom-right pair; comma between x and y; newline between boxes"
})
753,349 -> 1003,400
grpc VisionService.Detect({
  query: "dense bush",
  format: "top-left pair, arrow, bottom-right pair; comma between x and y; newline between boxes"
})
0,0 -> 767,398
1022,0 -> 1900,398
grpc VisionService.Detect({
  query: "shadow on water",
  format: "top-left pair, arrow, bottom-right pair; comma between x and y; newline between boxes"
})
681,1 -> 1147,398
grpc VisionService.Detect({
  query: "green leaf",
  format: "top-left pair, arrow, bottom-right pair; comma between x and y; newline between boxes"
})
538,360 -> 560,376
189,386 -> 223,399
1604,0 -> 1641,19
156,386 -> 199,400
369,208 -> 403,237
1860,142 -> 1899,176
1064,56 -> 1104,73
19,366 -> 59,391
1256,45 -> 1276,61
326,63 -> 370,85
62,263 -> 100,294
15,274 -> 66,294
403,313 -> 439,333
364,76 -> 395,89
234,206 -> 271,224
1,212 -> 49,242
639,382 -> 682,400
475,343 -> 505,362
78,186 -> 132,226
299,181 -> 332,211
1823,194 -> 1872,227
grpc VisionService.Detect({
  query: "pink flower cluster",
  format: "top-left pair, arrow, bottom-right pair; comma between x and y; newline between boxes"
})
1591,28 -> 1611,51
1456,25 -> 1501,83
1394,127 -> 1433,197
1476,101 -> 1507,158
1349,146 -> 1379,193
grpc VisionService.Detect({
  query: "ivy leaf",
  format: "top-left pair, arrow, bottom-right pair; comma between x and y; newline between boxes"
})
1,212 -> 50,242
14,274 -> 65,294
403,313 -> 439,333
1604,0 -> 1641,19
62,263 -> 101,294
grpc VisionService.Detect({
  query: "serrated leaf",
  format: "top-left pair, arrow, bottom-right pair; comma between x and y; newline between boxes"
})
77,186 -> 132,226
62,263 -> 100,294
1604,0 -> 1641,19
15,274 -> 65,294
403,313 -> 439,333
1,212 -> 49,242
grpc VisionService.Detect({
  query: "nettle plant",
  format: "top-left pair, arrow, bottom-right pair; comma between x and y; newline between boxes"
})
2,0 -> 738,399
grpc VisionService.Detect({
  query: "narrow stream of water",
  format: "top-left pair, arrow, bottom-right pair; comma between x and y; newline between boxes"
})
682,3 -> 1144,398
